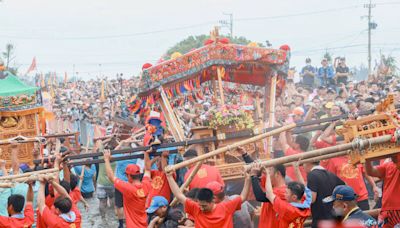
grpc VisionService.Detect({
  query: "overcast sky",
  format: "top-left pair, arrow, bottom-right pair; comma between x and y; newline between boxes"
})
1,0 -> 399,79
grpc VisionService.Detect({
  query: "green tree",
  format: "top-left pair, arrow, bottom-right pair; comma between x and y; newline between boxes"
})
2,43 -> 15,69
165,35 -> 264,59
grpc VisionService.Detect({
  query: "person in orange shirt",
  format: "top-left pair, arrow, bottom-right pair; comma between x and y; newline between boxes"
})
279,131 -> 309,182
264,165 -> 312,228
0,182 -> 34,228
37,176 -> 79,228
146,151 -> 174,210
250,162 -> 287,228
183,149 -> 224,189
103,148 -> 152,228
166,166 -> 251,228
365,155 -> 400,228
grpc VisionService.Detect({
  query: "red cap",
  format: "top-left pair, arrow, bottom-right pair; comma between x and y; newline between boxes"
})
125,164 -> 141,175
142,63 -> 153,70
206,181 -> 224,195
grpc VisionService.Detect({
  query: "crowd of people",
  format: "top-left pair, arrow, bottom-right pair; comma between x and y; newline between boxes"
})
0,55 -> 400,228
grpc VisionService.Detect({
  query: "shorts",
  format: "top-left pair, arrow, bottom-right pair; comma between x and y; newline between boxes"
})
96,184 -> 114,199
115,188 -> 124,208
81,191 -> 94,199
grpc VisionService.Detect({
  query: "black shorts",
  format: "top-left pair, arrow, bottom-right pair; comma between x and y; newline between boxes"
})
115,188 -> 124,208
81,191 -> 93,199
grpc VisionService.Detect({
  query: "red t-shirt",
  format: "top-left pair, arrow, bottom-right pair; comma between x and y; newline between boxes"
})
259,185 -> 286,228
45,195 -> 55,208
69,188 -> 81,205
114,176 -> 151,228
322,156 -> 368,202
0,203 -> 34,228
41,207 -> 79,228
377,162 -> 400,211
184,196 -> 242,228
146,170 -> 174,208
313,135 -> 336,150
184,164 -> 225,190
285,148 -> 307,182
272,197 -> 311,228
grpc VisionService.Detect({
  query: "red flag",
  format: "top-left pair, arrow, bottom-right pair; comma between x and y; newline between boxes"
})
26,57 -> 37,74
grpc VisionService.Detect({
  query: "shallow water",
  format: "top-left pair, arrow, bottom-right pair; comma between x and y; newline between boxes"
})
77,196 -> 119,228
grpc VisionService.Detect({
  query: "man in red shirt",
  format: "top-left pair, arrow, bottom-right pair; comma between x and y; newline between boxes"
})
250,163 -> 287,228
264,167 -> 311,228
183,149 -> 225,189
166,166 -> 251,228
104,148 -> 152,228
146,151 -> 174,209
279,131 -> 309,181
38,176 -> 79,228
313,121 -> 378,210
366,156 -> 400,227
0,182 -> 34,228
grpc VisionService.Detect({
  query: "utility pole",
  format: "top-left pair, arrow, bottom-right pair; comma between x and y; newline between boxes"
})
219,13 -> 233,37
364,0 -> 376,77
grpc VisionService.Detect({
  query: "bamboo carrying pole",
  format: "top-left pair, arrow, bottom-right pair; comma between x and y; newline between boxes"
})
165,123 -> 296,173
170,161 -> 203,207
266,74 -> 277,157
43,132 -> 77,139
0,168 -> 59,181
283,150 -> 349,167
244,135 -> 392,171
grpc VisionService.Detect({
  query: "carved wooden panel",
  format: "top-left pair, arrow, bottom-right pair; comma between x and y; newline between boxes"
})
0,113 -> 39,167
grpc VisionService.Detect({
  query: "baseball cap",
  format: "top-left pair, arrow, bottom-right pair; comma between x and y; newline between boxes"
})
125,164 -> 141,175
206,181 -> 225,195
292,107 -> 305,116
345,98 -> 356,104
327,88 -> 336,94
323,185 -> 357,203
146,196 -> 168,213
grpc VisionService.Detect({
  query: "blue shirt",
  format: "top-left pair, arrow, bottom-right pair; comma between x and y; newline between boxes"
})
74,165 -> 96,193
301,65 -> 316,75
317,66 -> 335,79
114,153 -> 138,182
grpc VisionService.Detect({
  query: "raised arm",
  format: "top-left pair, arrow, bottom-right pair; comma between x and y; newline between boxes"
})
26,182 -> 34,203
264,168 -> 275,202
165,171 -> 186,203
0,159 -> 7,177
320,122 -> 336,144
143,148 -> 152,178
50,178 -> 71,199
293,161 -> 305,185
250,163 -> 269,202
37,180 -> 46,214
240,171 -> 251,201
279,132 -> 290,152
365,159 -> 383,178
103,149 -> 115,183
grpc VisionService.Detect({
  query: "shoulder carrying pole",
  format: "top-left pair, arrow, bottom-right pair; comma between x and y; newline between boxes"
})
165,123 -> 296,173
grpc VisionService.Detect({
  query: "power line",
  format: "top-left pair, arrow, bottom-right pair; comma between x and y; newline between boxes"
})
2,2 -> 399,41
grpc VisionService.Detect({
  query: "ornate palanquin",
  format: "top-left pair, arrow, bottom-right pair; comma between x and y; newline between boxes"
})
135,30 -> 289,180
337,94 -> 400,164
0,71 -> 43,167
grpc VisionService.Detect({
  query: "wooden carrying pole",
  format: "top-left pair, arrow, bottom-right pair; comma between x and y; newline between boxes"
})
244,135 -> 392,171
170,161 -> 203,207
266,74 -> 277,157
165,123 -> 296,173
283,150 -> 349,167
0,168 -> 59,181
